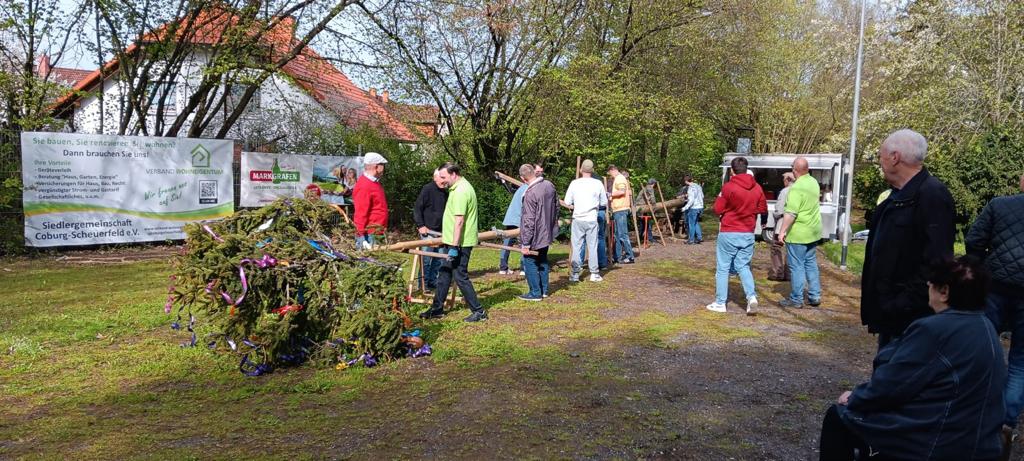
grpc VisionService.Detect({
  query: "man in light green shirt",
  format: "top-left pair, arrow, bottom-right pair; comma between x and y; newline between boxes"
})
421,162 -> 486,322
776,157 -> 823,308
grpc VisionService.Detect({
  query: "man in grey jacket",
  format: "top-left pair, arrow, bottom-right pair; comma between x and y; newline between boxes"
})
518,164 -> 561,301
967,172 -> 1024,448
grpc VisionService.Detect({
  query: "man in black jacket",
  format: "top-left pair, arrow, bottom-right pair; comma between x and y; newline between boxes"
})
413,169 -> 448,291
861,129 -> 955,349
967,172 -> 1024,440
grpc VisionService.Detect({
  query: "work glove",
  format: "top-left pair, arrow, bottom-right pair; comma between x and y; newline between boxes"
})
447,248 -> 459,260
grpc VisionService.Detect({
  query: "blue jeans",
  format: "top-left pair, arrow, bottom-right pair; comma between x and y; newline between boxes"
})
498,225 -> 518,271
419,235 -> 441,289
686,208 -> 703,242
578,210 -> 609,269
786,241 -> 822,304
612,210 -> 634,261
715,232 -> 756,305
521,246 -> 550,298
986,291 -> 1024,427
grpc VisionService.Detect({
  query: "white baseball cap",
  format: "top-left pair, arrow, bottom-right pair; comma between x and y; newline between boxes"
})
363,152 -> 388,165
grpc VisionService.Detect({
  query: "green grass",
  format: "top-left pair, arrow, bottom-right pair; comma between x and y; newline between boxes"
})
821,240 -> 967,276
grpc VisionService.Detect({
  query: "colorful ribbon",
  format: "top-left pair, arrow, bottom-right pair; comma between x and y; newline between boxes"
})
203,224 -> 225,242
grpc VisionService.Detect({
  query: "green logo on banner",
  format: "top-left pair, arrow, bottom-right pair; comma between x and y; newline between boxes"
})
191,145 -> 211,168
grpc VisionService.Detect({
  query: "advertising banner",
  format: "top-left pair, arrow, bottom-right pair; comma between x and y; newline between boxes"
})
21,132 -> 234,247
240,152 -> 362,207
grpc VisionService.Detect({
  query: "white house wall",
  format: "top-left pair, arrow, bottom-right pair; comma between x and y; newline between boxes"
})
70,50 -> 338,147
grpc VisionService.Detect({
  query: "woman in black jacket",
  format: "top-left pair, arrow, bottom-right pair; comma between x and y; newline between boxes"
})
819,256 -> 1005,461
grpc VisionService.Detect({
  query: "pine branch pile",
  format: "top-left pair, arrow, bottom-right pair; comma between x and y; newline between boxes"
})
166,198 -> 424,375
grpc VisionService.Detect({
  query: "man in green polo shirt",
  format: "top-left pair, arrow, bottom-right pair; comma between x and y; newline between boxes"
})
420,162 -> 487,322
776,157 -> 823,308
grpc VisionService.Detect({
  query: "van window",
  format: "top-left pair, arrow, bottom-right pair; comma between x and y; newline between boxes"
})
723,164 -> 837,203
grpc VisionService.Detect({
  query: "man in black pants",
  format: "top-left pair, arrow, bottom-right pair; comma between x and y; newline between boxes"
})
419,163 -> 487,322
413,169 -> 448,291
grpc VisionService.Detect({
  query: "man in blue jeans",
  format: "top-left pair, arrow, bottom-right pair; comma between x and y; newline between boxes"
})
707,157 -> 767,315
607,165 -> 635,264
577,172 -> 609,269
518,164 -> 560,301
680,174 -> 704,244
775,158 -> 823,308
967,172 -> 1024,454
412,169 -> 447,291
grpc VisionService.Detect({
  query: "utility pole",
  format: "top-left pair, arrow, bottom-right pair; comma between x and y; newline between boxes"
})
841,0 -> 867,270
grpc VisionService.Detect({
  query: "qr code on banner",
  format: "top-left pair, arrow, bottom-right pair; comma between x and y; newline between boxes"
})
199,180 -> 218,204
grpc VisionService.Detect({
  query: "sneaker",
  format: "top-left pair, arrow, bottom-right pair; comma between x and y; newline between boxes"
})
808,298 -> 822,307
778,298 -> 804,308
498,270 -> 509,275
590,274 -> 603,282
569,274 -> 580,283
621,258 -> 635,264
464,311 -> 488,322
543,293 -> 550,298
518,294 -> 542,302
519,270 -> 526,276
705,302 -> 727,313
746,296 -> 758,316
419,309 -> 444,319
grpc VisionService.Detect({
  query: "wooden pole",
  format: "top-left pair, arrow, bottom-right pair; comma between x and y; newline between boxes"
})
479,241 -> 537,255
643,185 -> 667,246
655,183 -> 677,240
409,249 -> 451,259
495,170 -> 571,209
407,253 -> 420,298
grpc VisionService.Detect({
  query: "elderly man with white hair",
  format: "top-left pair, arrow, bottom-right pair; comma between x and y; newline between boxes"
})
861,129 -> 955,350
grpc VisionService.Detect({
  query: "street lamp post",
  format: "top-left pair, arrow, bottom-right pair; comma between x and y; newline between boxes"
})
841,0 -> 867,270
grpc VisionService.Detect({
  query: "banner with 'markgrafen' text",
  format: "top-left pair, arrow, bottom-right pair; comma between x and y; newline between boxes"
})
21,132 -> 234,247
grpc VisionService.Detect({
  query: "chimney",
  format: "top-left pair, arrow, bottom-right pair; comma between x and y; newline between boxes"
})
37,55 -> 51,78
369,88 -> 376,98
381,90 -> 389,104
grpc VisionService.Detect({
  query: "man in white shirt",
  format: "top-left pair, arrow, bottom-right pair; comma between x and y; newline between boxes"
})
565,159 -> 608,282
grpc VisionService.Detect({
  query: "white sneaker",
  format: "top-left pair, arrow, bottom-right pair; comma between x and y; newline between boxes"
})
498,270 -> 509,275
519,270 -> 526,276
590,274 -> 603,282
746,296 -> 758,316
706,302 -> 727,313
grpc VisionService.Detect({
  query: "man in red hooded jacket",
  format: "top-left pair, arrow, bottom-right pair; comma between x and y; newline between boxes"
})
707,156 -> 768,315
352,152 -> 389,249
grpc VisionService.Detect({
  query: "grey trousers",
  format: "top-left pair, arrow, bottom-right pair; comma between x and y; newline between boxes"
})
571,219 -> 599,276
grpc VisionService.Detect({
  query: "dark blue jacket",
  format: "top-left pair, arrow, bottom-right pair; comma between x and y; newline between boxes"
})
966,193 -> 1024,294
861,168 -> 955,335
838,309 -> 1005,460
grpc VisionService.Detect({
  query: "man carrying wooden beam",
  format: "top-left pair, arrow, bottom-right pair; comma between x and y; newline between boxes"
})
419,163 -> 487,322
518,164 -> 561,301
607,165 -> 636,264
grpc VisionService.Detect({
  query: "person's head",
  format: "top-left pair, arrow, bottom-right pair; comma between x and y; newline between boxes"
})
363,152 -> 388,178
580,159 -> 594,177
878,129 -> 927,188
683,174 -> 693,185
432,168 -> 445,188
438,162 -> 462,188
730,157 -> 748,175
782,172 -> 796,186
926,255 -> 990,313
519,163 -> 537,182
607,164 -> 620,178
792,157 -> 809,177
534,164 -> 544,177
345,168 -> 357,180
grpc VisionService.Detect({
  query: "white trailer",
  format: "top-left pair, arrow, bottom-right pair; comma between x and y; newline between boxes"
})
720,153 -> 845,241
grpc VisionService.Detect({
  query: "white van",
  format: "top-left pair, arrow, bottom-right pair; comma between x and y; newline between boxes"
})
721,153 -> 844,241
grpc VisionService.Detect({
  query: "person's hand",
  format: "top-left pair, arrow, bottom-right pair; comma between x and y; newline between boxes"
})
447,248 -> 459,260
418,226 -> 429,235
776,231 -> 786,244
520,246 -> 531,255
837,391 -> 852,406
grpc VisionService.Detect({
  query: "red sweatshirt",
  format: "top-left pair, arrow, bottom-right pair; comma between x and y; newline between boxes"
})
352,174 -> 388,236
713,173 -> 768,233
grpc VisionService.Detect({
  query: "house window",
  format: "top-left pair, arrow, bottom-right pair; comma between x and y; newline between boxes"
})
225,83 -> 260,116
146,81 -> 177,113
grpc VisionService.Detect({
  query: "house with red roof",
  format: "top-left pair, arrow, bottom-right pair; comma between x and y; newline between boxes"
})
49,10 -> 439,147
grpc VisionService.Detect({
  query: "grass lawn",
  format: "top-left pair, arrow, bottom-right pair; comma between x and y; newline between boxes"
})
821,239 -> 967,276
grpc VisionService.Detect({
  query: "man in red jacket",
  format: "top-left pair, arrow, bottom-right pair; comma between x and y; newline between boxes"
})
352,152 -> 389,249
707,156 -> 768,315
